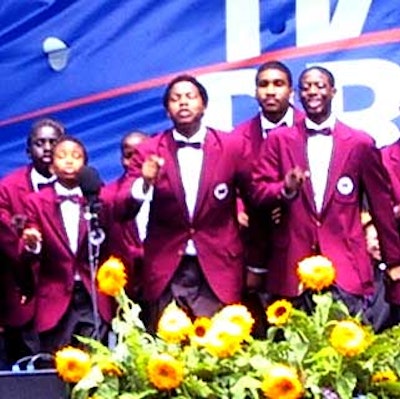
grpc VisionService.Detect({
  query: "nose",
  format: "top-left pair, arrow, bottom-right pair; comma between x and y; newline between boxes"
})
43,140 -> 53,151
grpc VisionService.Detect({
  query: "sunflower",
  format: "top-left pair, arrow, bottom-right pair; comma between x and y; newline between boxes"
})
147,353 -> 184,390
157,302 -> 192,344
372,369 -> 398,383
297,255 -> 336,291
329,320 -> 369,357
189,316 -> 212,346
261,363 -> 303,399
96,256 -> 127,297
266,299 -> 293,326
213,304 -> 254,340
203,319 -> 242,358
98,359 -> 124,377
55,346 -> 91,383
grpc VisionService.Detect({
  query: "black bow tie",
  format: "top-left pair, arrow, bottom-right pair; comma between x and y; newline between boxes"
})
306,127 -> 331,136
264,122 -> 288,134
56,194 -> 83,205
176,141 -> 202,149
37,182 -> 54,190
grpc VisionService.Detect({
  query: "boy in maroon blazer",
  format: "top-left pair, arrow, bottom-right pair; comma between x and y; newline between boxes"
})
232,61 -> 304,336
251,66 -> 400,322
0,117 -> 64,365
21,136 -> 114,354
118,75 -> 251,332
103,131 -> 149,301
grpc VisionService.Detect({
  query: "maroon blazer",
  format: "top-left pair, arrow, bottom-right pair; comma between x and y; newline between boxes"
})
119,128 -> 251,304
21,187 -> 115,333
381,139 -> 400,204
232,108 -> 305,158
102,179 -> 143,299
232,108 -> 304,268
0,165 -> 37,327
251,120 -> 400,301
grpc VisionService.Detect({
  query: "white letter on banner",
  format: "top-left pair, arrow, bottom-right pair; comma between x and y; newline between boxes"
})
296,0 -> 372,45
310,59 -> 400,147
225,0 -> 260,61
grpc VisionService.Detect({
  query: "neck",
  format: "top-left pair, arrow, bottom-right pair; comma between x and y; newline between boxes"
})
58,180 -> 79,190
263,109 -> 287,124
34,166 -> 52,179
175,121 -> 201,138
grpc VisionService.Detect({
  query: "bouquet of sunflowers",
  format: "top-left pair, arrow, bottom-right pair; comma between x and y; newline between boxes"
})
55,255 -> 400,399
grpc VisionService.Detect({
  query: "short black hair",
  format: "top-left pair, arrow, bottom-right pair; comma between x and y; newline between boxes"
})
53,135 -> 88,165
162,74 -> 208,109
120,130 -> 148,151
256,60 -> 293,87
298,66 -> 335,88
27,117 -> 65,147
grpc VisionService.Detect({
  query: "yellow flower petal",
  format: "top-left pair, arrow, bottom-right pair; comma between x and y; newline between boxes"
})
55,346 -> 91,383
157,302 -> 192,344
97,256 -> 127,297
266,299 -> 293,326
330,320 -> 369,357
147,353 -> 184,390
261,363 -> 303,399
297,255 -> 336,291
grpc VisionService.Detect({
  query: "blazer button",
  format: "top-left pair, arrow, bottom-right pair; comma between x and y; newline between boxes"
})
315,220 -> 322,227
189,228 -> 196,235
178,249 -> 184,256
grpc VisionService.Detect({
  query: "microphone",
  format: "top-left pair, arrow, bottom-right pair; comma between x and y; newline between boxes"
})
78,165 -> 105,246
77,165 -> 103,208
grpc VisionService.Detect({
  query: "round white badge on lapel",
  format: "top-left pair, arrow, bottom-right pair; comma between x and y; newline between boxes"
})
336,176 -> 354,195
214,183 -> 229,200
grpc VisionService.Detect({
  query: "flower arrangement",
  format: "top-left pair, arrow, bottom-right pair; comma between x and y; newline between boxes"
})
55,255 -> 400,399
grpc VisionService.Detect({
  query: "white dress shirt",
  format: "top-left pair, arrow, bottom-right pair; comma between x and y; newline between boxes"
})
30,167 -> 56,192
260,106 -> 295,139
54,182 -> 83,255
131,125 -> 207,255
305,115 -> 336,213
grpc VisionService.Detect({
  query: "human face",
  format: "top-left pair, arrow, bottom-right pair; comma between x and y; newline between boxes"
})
121,134 -> 146,170
299,69 -> 336,124
51,140 -> 85,188
166,81 -> 206,136
28,125 -> 62,175
256,68 -> 292,122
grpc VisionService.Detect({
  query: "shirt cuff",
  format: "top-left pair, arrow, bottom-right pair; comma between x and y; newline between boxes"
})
25,242 -> 41,254
131,177 -> 154,201
281,186 -> 297,200
247,266 -> 268,274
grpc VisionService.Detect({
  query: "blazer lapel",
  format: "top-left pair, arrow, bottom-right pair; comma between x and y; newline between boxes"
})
161,132 -> 189,219
289,124 -> 317,215
193,129 -> 219,219
319,124 -> 352,217
45,191 -> 72,252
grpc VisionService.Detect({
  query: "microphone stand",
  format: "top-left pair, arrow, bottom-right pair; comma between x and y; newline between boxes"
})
83,200 -> 105,341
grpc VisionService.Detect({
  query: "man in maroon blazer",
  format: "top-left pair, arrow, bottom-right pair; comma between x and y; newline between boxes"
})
232,61 -> 304,336
103,131 -> 148,301
0,117 -> 64,364
251,66 -> 400,320
119,75 -> 251,332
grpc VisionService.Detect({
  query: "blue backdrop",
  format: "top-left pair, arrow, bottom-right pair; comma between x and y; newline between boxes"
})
0,0 -> 399,181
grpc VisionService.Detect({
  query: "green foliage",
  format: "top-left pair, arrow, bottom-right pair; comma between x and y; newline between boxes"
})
63,290 -> 400,399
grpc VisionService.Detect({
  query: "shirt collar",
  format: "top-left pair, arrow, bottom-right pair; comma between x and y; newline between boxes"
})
172,124 -> 207,144
304,114 -> 336,131
30,167 -> 57,192
260,106 -> 295,131
54,181 -> 83,196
